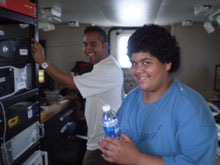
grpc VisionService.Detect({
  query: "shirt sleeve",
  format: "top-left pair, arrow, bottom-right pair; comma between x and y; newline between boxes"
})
74,65 -> 122,98
162,100 -> 218,165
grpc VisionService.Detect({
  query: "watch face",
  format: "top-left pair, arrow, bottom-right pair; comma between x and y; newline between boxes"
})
42,62 -> 48,69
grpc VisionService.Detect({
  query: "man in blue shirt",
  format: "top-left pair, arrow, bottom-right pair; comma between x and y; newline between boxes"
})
99,24 -> 217,165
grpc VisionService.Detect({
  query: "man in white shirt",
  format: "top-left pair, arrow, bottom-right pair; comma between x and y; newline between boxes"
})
31,26 -> 123,165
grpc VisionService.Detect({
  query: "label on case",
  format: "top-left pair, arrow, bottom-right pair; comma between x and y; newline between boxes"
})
19,49 -> 28,56
0,77 -> 6,83
27,109 -> 33,119
8,116 -> 19,128
17,82 -> 26,89
0,64 -> 32,100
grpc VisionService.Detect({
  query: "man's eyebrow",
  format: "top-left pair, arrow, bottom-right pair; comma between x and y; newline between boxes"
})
82,41 -> 96,44
140,57 -> 152,61
130,57 -> 152,63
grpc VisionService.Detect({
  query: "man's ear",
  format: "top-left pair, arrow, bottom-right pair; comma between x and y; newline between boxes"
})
103,42 -> 108,50
165,62 -> 172,71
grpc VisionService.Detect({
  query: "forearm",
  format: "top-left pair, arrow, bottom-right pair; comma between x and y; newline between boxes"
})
44,63 -> 77,90
66,94 -> 79,100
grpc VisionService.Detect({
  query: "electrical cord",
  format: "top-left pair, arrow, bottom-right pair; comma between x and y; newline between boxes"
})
0,102 -> 10,164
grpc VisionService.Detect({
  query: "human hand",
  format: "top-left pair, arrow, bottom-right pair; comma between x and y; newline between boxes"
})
56,94 -> 65,101
31,39 -> 46,65
98,133 -> 142,164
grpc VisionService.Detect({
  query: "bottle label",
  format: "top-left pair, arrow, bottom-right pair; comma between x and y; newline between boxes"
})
103,119 -> 120,137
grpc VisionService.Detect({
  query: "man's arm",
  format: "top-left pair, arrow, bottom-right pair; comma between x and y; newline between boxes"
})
44,64 -> 77,90
31,39 -> 77,90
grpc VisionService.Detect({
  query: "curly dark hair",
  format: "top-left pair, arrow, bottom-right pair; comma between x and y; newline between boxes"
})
84,26 -> 107,43
127,24 -> 180,73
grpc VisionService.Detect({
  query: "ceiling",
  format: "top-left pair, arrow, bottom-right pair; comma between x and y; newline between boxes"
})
38,0 -> 220,27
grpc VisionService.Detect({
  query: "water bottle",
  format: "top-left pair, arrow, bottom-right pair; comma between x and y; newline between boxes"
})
102,104 -> 120,138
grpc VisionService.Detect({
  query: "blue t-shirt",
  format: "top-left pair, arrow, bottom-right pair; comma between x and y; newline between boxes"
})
117,79 -> 217,165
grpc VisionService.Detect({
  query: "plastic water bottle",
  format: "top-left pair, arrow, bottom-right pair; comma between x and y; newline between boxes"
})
102,104 -> 120,138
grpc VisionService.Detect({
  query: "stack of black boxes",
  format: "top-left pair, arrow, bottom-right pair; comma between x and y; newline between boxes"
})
0,0 -> 48,164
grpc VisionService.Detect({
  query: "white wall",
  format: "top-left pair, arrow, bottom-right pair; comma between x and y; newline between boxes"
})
172,24 -> 220,99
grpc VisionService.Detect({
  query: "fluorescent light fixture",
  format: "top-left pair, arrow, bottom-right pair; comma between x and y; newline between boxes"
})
38,22 -> 55,32
51,7 -> 62,17
20,22 -> 56,32
194,4 -> 213,16
203,21 -> 215,33
52,16 -> 62,22
68,21 -> 80,27
118,1 -> 148,25
182,20 -> 193,27
42,7 -> 62,17
40,7 -> 62,22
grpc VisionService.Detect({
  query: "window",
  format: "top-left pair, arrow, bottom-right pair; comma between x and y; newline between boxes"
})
118,35 -> 131,68
109,28 -> 138,93
109,28 -> 136,68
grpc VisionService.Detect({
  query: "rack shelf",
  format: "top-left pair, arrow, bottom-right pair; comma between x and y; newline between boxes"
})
0,0 -> 39,104
1,88 -> 39,107
0,7 -> 36,25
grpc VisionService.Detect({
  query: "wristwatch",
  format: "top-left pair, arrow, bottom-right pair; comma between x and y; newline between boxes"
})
41,62 -> 49,69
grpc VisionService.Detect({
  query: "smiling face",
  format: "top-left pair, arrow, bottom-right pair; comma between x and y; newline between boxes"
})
130,51 -> 172,96
82,31 -> 108,65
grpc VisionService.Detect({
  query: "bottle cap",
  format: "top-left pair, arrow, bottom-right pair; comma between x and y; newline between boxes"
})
102,104 -> 111,112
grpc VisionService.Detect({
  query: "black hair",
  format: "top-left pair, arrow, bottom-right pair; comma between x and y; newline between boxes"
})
127,24 -> 180,73
84,26 -> 107,43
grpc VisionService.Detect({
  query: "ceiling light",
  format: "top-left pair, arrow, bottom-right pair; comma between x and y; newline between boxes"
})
203,21 -> 215,33
194,4 -> 213,16
182,20 -> 193,27
41,7 -> 62,17
68,21 -> 80,27
52,16 -> 62,22
118,1 -> 148,25
39,7 -> 62,22
38,22 -> 55,32
20,23 -> 55,32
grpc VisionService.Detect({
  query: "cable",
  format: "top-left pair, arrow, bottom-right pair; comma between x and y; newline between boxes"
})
0,102 -> 10,164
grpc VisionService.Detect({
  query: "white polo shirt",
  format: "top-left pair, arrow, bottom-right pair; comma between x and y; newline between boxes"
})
73,55 -> 123,150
